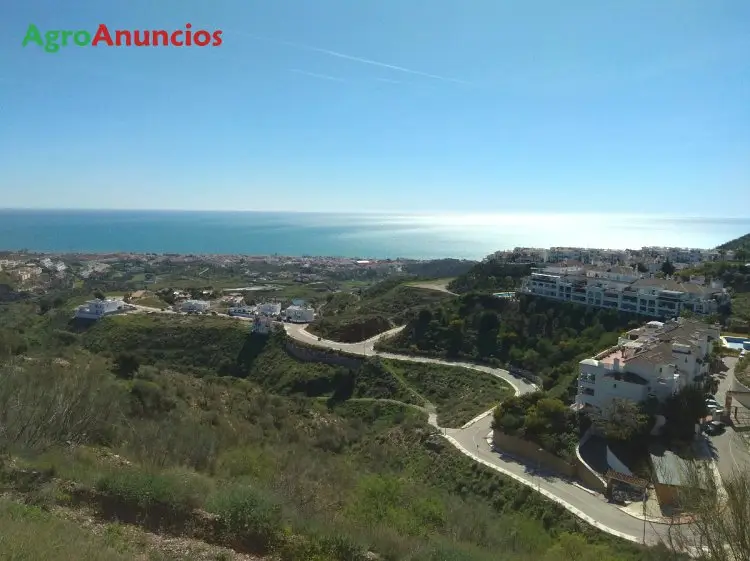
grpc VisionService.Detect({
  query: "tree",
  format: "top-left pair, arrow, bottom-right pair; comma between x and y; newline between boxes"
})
594,399 -> 649,441
93,289 -> 105,300
662,260 -> 676,276
637,262 -> 649,273
477,311 -> 500,357
113,352 -> 140,379
662,385 -> 708,441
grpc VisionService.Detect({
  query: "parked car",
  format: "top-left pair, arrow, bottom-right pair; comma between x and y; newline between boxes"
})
703,420 -> 726,436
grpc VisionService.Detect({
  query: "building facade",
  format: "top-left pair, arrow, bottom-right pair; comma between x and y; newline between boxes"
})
75,298 -> 125,320
228,306 -> 255,317
181,299 -> 211,313
284,305 -> 314,323
257,302 -> 282,316
576,318 -> 720,417
520,269 -> 725,318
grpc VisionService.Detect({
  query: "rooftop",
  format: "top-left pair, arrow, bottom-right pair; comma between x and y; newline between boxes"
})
649,444 -> 710,489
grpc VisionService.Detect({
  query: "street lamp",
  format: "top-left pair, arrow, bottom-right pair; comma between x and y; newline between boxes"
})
642,488 -> 648,545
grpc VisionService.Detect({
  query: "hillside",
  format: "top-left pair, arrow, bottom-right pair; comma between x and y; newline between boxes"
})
377,293 -> 642,399
448,260 -> 532,294
0,344 -> 664,561
677,261 -> 750,334
717,232 -> 750,256
308,277 -> 452,342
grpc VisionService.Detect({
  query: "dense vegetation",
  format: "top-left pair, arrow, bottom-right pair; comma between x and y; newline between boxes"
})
448,260 -> 532,294
0,348 -> 667,561
717,232 -> 750,258
492,393 -> 582,461
81,313 -> 514,428
308,277 -> 451,342
402,258 -> 477,279
378,293 -> 642,399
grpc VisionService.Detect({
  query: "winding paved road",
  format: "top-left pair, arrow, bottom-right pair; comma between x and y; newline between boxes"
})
125,305 -> 691,548
283,322 -> 691,547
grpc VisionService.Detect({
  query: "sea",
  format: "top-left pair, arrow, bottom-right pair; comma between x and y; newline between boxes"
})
1,209 -> 748,260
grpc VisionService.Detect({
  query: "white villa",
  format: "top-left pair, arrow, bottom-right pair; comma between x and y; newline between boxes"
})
228,306 -> 255,317
520,268 -> 726,318
576,318 -> 720,418
75,298 -> 125,320
284,305 -> 314,323
257,302 -> 282,316
181,299 -> 211,313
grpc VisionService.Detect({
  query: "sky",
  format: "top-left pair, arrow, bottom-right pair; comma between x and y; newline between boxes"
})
1,0 -> 748,215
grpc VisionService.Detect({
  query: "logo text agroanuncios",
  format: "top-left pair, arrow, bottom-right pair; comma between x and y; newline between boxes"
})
22,23 -> 223,53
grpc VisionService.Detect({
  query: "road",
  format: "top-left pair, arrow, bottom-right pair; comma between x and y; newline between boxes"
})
123,306 -> 693,548
282,322 -> 687,546
709,356 -> 750,481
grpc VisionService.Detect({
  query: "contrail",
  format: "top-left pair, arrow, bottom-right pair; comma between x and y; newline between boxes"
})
240,32 -> 471,85
290,69 -> 346,82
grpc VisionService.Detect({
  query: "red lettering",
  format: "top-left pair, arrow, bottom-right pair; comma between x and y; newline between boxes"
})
91,24 -> 113,47
212,30 -> 223,46
133,30 -> 150,46
115,30 -> 131,46
170,30 -> 183,46
193,30 -> 211,46
185,23 -> 192,46
152,30 -> 168,46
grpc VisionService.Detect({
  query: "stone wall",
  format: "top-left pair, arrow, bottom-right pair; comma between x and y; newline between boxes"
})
493,429 -> 606,493
284,341 -> 364,370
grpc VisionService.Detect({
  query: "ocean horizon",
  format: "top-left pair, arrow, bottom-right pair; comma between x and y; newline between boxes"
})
1,209 -> 749,260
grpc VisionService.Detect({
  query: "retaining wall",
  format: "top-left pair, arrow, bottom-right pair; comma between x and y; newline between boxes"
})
576,427 -> 608,492
731,369 -> 750,409
493,430 -> 606,493
284,341 -> 364,369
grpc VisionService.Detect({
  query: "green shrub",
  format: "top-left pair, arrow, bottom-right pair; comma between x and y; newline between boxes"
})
95,467 -> 210,513
206,484 -> 282,552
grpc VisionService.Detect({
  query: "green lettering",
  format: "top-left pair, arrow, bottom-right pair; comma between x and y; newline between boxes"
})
44,30 -> 60,53
21,24 -> 43,47
62,30 -> 73,46
74,30 -> 91,46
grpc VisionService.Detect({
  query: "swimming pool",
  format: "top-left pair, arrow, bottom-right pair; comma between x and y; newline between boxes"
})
723,336 -> 750,350
493,292 -> 515,299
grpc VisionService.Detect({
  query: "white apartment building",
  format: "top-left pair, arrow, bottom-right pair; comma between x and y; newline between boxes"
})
493,248 -> 548,263
257,302 -> 282,316
520,269 -> 725,318
576,318 -> 720,417
284,305 -> 314,323
75,298 -> 125,320
181,299 -> 211,313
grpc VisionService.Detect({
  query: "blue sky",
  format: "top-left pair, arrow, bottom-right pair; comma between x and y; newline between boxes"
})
1,0 -> 748,215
